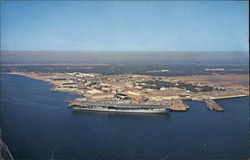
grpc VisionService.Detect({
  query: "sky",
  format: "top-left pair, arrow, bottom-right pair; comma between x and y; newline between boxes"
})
0,1 -> 249,51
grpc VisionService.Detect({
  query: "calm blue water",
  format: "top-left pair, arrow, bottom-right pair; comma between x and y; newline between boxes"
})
1,74 -> 249,159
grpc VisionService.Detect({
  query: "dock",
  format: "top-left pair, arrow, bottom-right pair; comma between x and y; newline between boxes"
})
202,98 -> 224,111
167,99 -> 189,111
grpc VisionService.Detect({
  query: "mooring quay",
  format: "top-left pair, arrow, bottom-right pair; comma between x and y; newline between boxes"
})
202,98 -> 224,111
69,98 -> 224,113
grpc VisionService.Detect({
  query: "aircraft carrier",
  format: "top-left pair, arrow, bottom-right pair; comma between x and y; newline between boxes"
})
69,102 -> 170,114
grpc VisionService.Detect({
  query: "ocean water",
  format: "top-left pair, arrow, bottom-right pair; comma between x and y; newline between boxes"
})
1,74 -> 249,160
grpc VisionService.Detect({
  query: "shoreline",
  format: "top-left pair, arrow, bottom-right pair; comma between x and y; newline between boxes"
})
4,72 -> 249,107
5,72 -> 249,101
5,72 -> 83,96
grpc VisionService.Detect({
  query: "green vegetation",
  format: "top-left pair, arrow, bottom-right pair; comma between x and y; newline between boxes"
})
141,80 -> 214,92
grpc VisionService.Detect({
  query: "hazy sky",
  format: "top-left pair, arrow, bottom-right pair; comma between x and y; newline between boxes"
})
1,1 -> 249,51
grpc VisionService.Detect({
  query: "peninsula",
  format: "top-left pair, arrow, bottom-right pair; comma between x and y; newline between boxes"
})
8,71 -> 249,113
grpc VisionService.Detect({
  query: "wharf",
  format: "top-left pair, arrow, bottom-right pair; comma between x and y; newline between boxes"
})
202,98 -> 224,111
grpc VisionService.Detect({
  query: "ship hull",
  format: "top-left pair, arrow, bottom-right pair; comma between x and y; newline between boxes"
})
73,107 -> 169,114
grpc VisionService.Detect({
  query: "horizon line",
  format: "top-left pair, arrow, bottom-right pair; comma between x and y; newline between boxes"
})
1,50 -> 248,52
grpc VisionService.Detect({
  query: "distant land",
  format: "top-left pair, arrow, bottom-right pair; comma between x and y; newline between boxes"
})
0,51 -> 248,65
1,63 -> 110,67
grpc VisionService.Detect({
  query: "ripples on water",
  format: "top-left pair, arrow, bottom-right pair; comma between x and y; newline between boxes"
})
1,74 -> 249,159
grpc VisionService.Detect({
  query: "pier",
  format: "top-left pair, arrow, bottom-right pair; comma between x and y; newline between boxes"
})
202,98 -> 224,111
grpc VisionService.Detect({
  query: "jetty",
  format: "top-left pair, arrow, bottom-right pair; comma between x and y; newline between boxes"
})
202,98 -> 224,111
